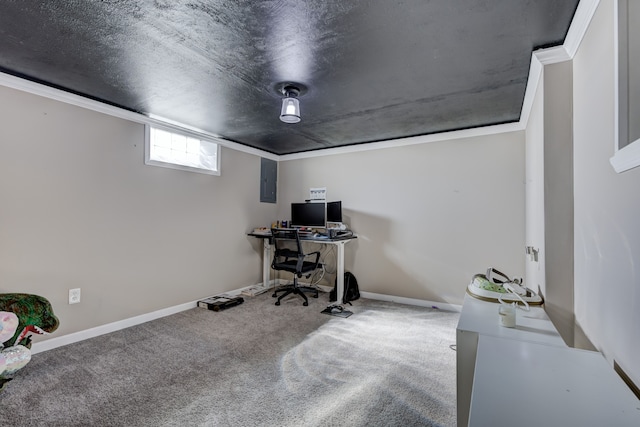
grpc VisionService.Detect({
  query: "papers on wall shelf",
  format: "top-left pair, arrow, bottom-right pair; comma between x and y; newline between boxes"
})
241,284 -> 270,297
252,227 -> 271,235
309,187 -> 326,201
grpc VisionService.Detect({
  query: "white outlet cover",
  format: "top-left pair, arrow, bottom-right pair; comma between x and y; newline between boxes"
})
69,288 -> 81,304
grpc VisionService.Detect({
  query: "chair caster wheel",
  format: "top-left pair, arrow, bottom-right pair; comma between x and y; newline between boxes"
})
303,301 -> 308,306
313,294 -> 318,298
272,293 -> 277,297
275,301 -> 280,306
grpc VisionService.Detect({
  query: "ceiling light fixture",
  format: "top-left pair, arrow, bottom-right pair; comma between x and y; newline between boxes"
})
276,83 -> 307,124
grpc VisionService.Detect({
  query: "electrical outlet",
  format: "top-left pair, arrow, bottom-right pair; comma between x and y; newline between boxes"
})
69,288 -> 81,304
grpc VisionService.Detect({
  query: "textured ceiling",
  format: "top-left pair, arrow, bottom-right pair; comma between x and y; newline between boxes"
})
0,0 -> 579,155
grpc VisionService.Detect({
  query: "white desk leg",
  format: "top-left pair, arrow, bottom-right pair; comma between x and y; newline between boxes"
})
334,241 -> 346,305
262,238 -> 271,288
320,238 -> 354,317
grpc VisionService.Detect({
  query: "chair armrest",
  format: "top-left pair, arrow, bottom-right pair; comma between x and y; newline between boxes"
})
295,250 -> 321,271
309,251 -> 321,265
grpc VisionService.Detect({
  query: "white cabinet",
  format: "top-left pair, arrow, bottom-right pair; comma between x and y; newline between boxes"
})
456,295 -> 564,427
469,335 -> 640,426
457,295 -> 640,427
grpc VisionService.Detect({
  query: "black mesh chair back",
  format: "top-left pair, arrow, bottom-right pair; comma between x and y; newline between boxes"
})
270,228 -> 321,306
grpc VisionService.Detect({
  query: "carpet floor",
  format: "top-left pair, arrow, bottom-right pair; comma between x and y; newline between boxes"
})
0,290 -> 459,426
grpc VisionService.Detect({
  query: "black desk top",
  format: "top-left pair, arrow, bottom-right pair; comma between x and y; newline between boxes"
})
248,232 -> 356,242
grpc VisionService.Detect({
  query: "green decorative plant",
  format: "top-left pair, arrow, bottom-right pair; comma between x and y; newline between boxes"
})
0,294 -> 59,391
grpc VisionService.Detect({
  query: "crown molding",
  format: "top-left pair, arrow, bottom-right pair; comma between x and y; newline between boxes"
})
519,53 -> 544,128
279,122 -> 524,161
534,46 -> 571,65
564,0 -> 601,59
518,0 -> 601,131
0,0 -> 601,162
285,0 -> 602,161
531,0 -> 600,66
0,72 -> 279,161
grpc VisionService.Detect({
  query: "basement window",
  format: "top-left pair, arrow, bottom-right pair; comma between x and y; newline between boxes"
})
612,0 -> 640,173
145,125 -> 220,175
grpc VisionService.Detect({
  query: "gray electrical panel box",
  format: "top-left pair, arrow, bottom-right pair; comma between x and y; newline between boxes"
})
260,157 -> 277,203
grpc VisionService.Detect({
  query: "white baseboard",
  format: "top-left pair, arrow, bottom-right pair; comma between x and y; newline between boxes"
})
31,300 -> 198,354
359,291 -> 461,312
31,286 -> 460,354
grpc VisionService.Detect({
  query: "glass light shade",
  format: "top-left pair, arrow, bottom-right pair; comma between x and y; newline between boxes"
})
280,97 -> 301,123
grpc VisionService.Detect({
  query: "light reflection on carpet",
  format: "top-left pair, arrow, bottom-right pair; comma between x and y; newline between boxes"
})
278,305 -> 458,426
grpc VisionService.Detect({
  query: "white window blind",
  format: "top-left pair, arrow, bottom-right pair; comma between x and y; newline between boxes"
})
145,125 -> 220,175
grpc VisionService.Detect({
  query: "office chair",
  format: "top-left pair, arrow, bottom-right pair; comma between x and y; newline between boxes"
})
270,228 -> 321,306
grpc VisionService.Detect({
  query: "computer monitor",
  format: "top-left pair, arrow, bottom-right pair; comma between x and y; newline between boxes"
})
290,202 -> 326,228
326,201 -> 342,223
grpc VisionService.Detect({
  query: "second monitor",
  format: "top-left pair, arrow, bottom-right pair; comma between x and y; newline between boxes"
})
326,200 -> 342,224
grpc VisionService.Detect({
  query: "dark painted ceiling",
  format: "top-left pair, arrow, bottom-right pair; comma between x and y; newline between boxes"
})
0,1 -> 579,155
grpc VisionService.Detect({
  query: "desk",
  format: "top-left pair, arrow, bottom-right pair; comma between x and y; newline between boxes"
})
249,232 -> 356,312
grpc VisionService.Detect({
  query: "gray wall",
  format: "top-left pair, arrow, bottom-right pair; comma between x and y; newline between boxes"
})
573,0 -> 640,386
543,61 -> 577,346
0,85 -> 274,339
525,58 -> 546,297
0,81 -> 526,347
279,132 -> 526,305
